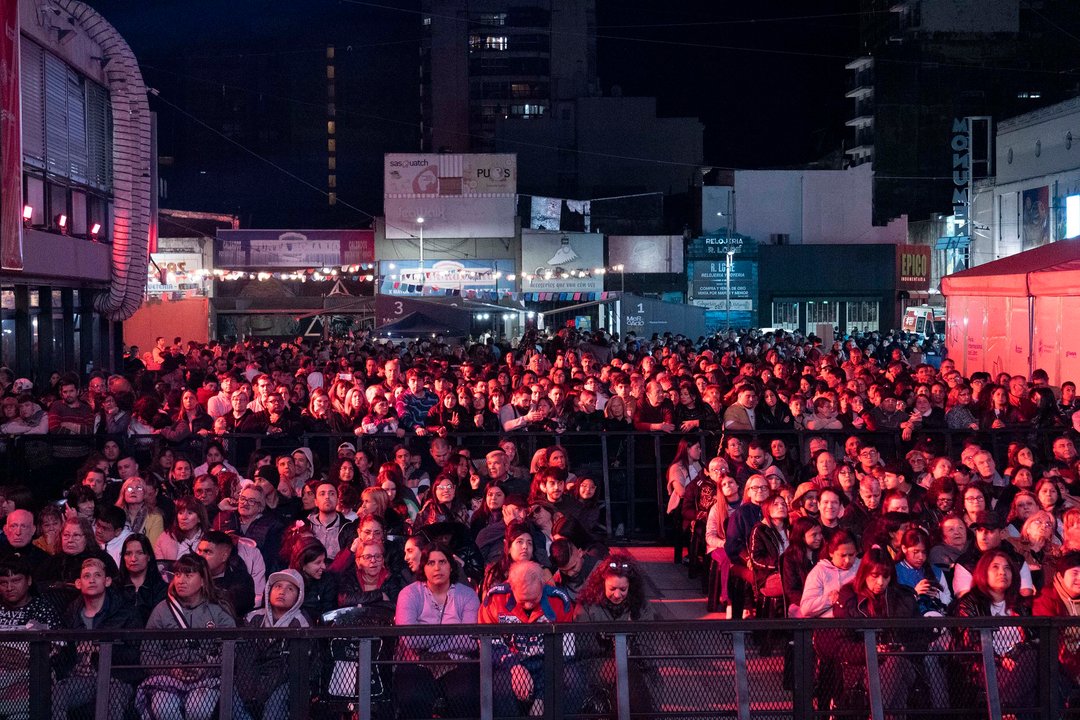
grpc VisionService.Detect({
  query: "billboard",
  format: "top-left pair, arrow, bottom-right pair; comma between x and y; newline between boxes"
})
1022,186 -> 1050,250
689,258 -> 758,331
521,231 -> 603,293
379,259 -> 514,296
895,244 -> 932,291
384,153 -> 516,239
608,235 -> 684,274
214,230 -> 374,268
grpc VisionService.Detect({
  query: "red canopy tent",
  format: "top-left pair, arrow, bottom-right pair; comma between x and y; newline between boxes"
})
941,239 -> 1080,384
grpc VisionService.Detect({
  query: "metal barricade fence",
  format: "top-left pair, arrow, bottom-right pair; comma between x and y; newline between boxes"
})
9,616 -> 1080,720
0,426 -> 1070,543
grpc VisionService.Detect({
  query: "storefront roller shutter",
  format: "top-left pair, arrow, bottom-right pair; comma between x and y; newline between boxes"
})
66,67 -> 88,185
86,83 -> 110,191
20,41 -> 45,169
44,52 -> 70,179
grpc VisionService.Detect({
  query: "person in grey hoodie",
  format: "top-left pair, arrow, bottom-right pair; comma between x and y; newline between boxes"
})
240,569 -> 310,719
136,553 -> 250,720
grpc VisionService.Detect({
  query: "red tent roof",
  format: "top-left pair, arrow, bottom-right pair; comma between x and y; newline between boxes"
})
941,239 -> 1080,297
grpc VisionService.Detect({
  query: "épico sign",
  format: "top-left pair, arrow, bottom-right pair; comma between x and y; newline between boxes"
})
896,244 -> 931,291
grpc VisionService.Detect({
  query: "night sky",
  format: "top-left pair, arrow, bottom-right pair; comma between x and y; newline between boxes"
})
86,0 -> 859,224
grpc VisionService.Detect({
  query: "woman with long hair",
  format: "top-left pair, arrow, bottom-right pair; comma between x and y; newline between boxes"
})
781,517 -> 823,618
137,553 -> 240,720
828,548 -> 926,713
113,476 -> 165,546
154,497 -> 210,570
393,543 -> 481,719
480,519 -> 546,598
799,529 -> 859,619
748,493 -> 790,610
413,472 -> 470,530
354,448 -> 377,487
289,537 -> 337,621
667,436 -> 703,565
117,533 -> 168,625
952,550 -> 1037,711
574,553 -> 656,714
302,387 -> 346,433
469,483 -> 505,538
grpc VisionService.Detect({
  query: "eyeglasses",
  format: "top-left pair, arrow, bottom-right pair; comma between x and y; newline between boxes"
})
238,497 -> 263,505
124,486 -> 144,494
748,485 -> 769,492
608,562 -> 630,570
435,484 -> 455,491
360,554 -> 384,562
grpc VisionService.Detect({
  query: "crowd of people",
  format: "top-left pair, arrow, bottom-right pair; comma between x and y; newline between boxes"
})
0,325 -> 1079,717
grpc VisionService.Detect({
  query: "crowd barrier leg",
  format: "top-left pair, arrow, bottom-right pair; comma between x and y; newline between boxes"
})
863,630 -> 885,720
29,640 -> 51,720
479,636 -> 493,720
219,639 -> 236,720
94,641 -> 114,720
732,631 -> 751,720
614,633 -> 631,720
654,435 -> 664,541
979,628 -> 1003,720
286,638 -> 312,719
791,627 -> 812,720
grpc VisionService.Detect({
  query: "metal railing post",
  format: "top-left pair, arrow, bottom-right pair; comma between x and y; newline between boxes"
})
1047,623 -> 1062,720
863,630 -> 884,720
654,434 -> 664,535
357,637 -> 373,720
627,435 -> 636,540
614,633 -> 631,720
479,636 -> 493,720
543,631 -> 563,719
731,631 -> 751,720
219,639 -> 236,720
979,628 -> 1003,720
791,626 -> 811,720
286,638 -> 311,719
94,641 -> 114,720
29,639 -> 51,720
601,435 -> 614,538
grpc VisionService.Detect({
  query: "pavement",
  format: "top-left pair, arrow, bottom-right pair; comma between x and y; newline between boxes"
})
622,545 -> 725,621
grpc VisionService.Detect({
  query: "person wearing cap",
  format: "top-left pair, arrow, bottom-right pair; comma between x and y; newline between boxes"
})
337,441 -> 357,460
952,511 -> 1034,598
239,569 -> 309,719
0,393 -> 47,435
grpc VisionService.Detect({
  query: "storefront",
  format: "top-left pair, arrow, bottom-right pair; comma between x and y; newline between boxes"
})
757,244 -> 931,336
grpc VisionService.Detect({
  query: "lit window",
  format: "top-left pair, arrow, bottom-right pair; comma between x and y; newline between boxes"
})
485,36 -> 508,50
327,121 -> 336,135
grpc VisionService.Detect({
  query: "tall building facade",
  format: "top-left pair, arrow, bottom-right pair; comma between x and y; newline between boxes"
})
845,0 -> 1080,226
420,0 -> 598,154
0,0 -> 152,378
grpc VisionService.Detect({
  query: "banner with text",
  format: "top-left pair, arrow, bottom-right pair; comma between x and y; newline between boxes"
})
215,229 -> 374,268
521,230 -> 603,293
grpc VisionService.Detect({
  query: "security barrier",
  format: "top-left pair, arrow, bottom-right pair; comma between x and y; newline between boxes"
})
12,616 -> 1080,720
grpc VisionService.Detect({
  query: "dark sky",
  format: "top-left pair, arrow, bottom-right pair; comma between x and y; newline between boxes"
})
86,0 -> 860,223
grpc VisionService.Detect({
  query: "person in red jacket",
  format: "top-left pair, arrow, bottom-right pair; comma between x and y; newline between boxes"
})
479,560 -> 582,717
1032,550 -> 1080,705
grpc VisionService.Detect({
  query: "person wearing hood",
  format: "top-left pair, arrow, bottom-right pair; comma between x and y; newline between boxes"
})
240,569 -> 310,719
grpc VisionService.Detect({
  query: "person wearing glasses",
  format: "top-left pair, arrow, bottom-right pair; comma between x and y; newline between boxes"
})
213,485 -> 285,574
724,474 -> 770,619
337,539 -> 403,607
413,472 -> 470,530
115,476 -> 165,546
574,554 -> 656,714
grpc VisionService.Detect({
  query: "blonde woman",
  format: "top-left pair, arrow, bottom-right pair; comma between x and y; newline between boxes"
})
116,476 -> 165,545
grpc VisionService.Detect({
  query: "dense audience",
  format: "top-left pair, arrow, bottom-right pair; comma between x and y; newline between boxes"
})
1,325 -> 1080,717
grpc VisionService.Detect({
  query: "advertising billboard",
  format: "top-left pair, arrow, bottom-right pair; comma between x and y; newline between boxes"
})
607,235 -> 684,274
379,259 -> 514,296
689,258 -> 758,331
384,153 -> 517,240
895,244 -> 932,291
1022,186 -> 1051,250
214,230 -> 374,268
521,231 -> 603,293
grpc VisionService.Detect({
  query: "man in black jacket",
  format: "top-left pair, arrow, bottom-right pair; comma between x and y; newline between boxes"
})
197,531 -> 256,618
52,558 -> 141,720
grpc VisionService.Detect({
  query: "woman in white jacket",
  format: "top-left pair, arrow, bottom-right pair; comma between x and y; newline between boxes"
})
799,529 -> 860,618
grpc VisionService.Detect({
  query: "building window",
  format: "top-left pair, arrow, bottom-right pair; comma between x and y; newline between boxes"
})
771,301 -> 799,331
845,301 -> 880,333
509,103 -> 546,118
477,12 -> 506,26
805,300 -> 839,328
